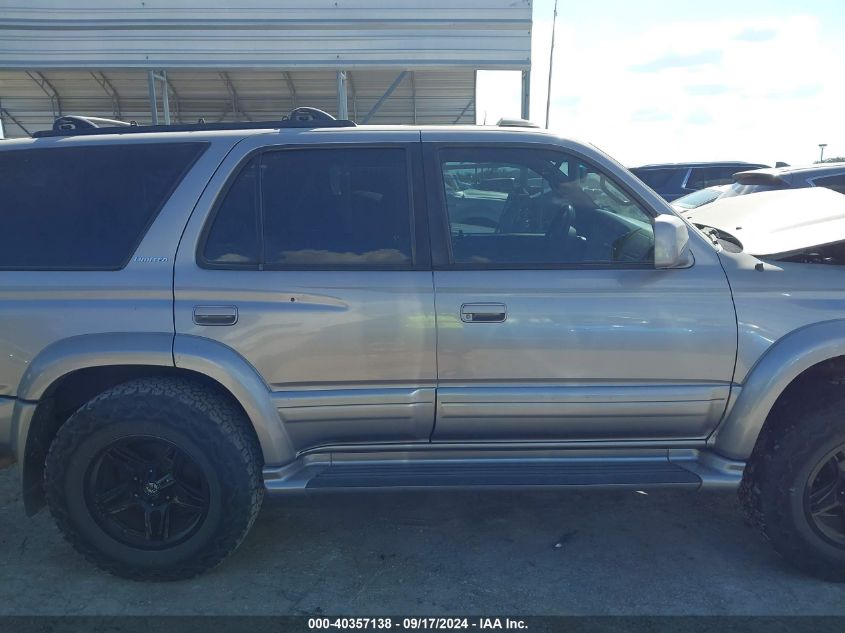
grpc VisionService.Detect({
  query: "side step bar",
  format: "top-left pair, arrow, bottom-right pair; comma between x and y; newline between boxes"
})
263,449 -> 744,494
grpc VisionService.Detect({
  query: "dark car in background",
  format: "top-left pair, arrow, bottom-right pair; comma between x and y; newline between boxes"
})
670,162 -> 845,211
722,162 -> 845,198
630,161 -> 769,201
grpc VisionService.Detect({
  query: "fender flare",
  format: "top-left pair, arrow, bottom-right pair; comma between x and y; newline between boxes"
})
173,334 -> 295,465
712,319 -> 845,460
16,332 -> 295,469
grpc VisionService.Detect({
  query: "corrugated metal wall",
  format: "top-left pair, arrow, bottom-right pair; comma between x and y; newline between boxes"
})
0,1 -> 531,69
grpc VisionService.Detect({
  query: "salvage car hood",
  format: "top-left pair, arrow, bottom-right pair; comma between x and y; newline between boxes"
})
683,187 -> 845,257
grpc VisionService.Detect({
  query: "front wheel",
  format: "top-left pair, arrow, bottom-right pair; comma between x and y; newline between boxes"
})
744,391 -> 845,581
44,377 -> 264,581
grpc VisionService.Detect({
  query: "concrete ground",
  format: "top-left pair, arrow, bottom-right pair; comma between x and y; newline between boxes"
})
1,464 -> 845,616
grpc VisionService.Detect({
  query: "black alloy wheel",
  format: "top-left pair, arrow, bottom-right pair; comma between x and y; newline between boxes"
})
84,436 -> 210,550
805,446 -> 845,548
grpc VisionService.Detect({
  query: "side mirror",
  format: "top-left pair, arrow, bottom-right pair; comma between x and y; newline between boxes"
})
654,214 -> 693,269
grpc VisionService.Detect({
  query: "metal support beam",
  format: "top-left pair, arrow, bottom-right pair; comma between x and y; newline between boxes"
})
26,71 -> 62,117
453,98 -> 474,124
336,70 -> 349,120
362,71 -> 408,124
150,71 -> 178,124
283,71 -> 297,109
166,79 -> 182,124
220,72 -> 251,121
147,70 -> 159,125
91,71 -> 122,118
0,105 -> 31,136
521,70 -> 531,120
347,71 -> 358,122
410,71 -> 417,124
160,71 -> 171,125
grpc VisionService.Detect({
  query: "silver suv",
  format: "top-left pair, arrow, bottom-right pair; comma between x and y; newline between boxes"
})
2,111 -> 845,582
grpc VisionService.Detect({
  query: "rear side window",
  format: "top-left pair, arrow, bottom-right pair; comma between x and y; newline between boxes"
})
202,147 -> 414,269
630,168 -> 679,191
0,143 -> 206,270
686,166 -> 741,190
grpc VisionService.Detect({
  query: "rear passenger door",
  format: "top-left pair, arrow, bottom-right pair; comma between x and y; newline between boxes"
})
423,136 -> 738,442
175,132 -> 436,452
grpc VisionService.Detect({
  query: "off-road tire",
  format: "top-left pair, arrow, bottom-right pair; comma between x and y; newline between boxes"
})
740,383 -> 845,581
44,377 -> 264,581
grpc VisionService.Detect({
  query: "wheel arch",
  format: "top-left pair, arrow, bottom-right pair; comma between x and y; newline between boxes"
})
15,333 -> 294,515
712,319 -> 845,460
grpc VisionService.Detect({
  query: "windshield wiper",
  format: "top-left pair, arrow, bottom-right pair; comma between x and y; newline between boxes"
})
698,226 -> 721,246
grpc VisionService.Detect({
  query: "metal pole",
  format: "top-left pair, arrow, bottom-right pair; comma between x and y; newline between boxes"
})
147,70 -> 159,125
545,0 -> 558,129
336,70 -> 349,120
521,70 -> 531,120
819,144 -> 827,162
161,71 -> 171,125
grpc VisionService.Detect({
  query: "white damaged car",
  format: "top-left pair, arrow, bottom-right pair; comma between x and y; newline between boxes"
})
682,187 -> 845,264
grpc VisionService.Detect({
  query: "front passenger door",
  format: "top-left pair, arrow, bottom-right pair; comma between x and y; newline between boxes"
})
424,139 -> 737,442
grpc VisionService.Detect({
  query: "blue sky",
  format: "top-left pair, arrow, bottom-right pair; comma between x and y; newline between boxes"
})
476,0 -> 845,166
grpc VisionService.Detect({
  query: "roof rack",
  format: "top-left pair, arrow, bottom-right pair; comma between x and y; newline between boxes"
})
32,107 -> 356,138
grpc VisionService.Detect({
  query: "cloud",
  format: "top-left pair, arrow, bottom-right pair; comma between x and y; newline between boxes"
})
629,50 -> 722,73
476,14 -> 843,165
766,84 -> 823,99
734,27 -> 777,42
686,111 -> 714,125
631,107 -> 672,123
553,95 -> 581,109
685,84 -> 730,96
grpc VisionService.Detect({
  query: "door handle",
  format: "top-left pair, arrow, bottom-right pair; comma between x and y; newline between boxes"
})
460,303 -> 507,323
193,305 -> 238,326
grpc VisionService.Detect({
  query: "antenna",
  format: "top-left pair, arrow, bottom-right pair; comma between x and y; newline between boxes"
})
545,0 -> 559,129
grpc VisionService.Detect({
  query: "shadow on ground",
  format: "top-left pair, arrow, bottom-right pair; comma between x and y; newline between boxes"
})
1,466 -> 844,615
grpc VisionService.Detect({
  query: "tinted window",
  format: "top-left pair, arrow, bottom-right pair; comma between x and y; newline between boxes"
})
813,173 -> 845,195
0,143 -> 206,270
203,157 -> 260,266
440,148 -> 654,267
631,168 -> 678,190
686,166 -> 741,190
261,148 -> 412,267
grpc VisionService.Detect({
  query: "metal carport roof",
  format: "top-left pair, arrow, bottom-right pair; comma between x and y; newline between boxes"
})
0,0 -> 532,137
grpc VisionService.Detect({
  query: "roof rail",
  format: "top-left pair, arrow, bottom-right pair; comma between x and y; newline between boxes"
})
496,117 -> 540,128
53,115 -> 134,132
32,108 -> 356,138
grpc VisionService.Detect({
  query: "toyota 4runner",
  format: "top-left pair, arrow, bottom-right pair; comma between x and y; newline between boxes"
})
2,111 -> 845,581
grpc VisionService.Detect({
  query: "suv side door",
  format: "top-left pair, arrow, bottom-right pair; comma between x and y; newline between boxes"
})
174,130 -> 436,452
422,133 -> 738,442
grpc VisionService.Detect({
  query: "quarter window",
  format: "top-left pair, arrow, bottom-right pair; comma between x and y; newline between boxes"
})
686,166 -> 741,190
439,148 -> 654,267
0,143 -> 206,270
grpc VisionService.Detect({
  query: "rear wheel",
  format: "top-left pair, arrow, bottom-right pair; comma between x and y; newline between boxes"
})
742,388 -> 845,581
44,377 -> 264,581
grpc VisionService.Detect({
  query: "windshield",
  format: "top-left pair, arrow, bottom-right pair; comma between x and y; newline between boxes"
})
673,188 -> 723,210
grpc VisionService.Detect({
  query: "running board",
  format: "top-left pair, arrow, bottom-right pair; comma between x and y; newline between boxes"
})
263,450 -> 743,494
